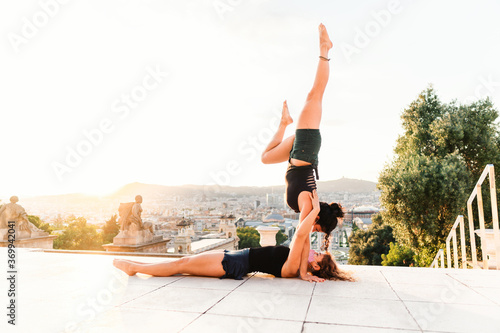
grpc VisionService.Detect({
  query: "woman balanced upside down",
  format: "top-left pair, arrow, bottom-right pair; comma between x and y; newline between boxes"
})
261,23 -> 343,252
113,24 -> 352,282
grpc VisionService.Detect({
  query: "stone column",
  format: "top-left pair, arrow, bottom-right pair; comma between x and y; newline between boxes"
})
256,226 -> 280,247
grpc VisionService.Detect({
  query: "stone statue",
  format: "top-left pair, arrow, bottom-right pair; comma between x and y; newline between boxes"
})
114,195 -> 155,245
0,196 -> 47,240
117,195 -> 153,234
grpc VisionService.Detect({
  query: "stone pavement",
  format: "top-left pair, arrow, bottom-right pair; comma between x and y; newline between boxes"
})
1,248 -> 499,333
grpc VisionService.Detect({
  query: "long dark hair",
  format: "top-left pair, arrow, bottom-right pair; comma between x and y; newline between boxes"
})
310,253 -> 355,281
316,202 -> 344,250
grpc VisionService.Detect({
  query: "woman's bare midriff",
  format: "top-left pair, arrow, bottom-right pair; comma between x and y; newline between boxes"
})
290,158 -> 312,166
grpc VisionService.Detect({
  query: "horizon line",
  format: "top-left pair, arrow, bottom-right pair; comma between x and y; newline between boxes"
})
0,177 -> 378,199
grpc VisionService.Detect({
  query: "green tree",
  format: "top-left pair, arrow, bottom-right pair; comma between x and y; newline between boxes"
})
101,214 -> 120,244
348,214 -> 395,265
270,224 -> 289,246
276,230 -> 288,245
53,216 -> 103,250
28,215 -> 52,234
379,153 -> 469,265
378,87 -> 500,266
237,227 -> 261,249
381,242 -> 415,266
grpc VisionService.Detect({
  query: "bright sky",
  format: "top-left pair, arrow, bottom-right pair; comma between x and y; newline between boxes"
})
1,0 -> 500,197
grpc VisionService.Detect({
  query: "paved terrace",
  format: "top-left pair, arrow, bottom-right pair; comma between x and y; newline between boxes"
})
1,248 -> 500,333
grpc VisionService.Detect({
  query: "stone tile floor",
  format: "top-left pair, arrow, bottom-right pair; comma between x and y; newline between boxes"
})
1,248 -> 499,333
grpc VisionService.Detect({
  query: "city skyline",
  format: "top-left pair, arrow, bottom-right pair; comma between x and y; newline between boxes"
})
2,1 -> 500,197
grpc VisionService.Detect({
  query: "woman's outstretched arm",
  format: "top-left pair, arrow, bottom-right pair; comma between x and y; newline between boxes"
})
297,236 -> 325,282
282,190 -> 320,277
298,236 -> 311,279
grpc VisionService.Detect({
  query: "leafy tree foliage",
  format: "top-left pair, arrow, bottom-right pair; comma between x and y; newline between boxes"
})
53,216 -> 103,250
275,229 -> 288,246
381,242 -> 415,266
270,224 -> 289,246
379,153 -> 469,264
348,214 -> 395,265
237,227 -> 261,249
28,215 -> 52,234
378,87 -> 500,266
101,214 -> 120,244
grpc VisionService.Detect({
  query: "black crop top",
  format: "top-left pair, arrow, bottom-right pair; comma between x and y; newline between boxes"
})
248,246 -> 290,277
285,163 -> 317,213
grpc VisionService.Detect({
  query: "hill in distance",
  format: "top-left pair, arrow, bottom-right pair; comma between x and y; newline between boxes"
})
113,178 -> 377,198
15,178 -> 377,204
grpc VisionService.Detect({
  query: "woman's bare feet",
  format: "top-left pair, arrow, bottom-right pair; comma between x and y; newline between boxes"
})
319,23 -> 333,55
281,100 -> 293,126
113,259 -> 137,276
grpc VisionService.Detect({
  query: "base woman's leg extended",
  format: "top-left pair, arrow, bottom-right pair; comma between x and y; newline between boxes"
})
261,100 -> 295,164
113,252 -> 226,277
296,24 -> 333,130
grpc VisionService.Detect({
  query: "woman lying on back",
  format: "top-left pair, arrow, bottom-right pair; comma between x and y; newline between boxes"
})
113,190 -> 353,282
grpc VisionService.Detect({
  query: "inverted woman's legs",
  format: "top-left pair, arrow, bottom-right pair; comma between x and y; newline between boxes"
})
261,24 -> 333,165
113,252 -> 226,277
296,23 -> 333,130
261,100 -> 295,164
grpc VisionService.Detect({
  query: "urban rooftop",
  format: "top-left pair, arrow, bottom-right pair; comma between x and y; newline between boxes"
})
1,248 -> 499,333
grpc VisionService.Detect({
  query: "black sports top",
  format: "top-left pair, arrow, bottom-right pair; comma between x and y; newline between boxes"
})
285,163 -> 317,213
249,246 -> 290,277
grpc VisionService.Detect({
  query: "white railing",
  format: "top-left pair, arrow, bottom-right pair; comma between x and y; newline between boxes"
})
431,164 -> 500,269
467,164 -> 500,269
430,249 -> 444,268
445,215 -> 467,269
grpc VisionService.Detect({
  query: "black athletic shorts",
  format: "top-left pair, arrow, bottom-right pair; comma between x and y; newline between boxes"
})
220,248 -> 250,280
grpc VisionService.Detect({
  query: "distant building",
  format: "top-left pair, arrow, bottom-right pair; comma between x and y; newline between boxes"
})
235,217 -> 245,228
219,220 -> 237,239
353,217 -> 373,230
173,227 -> 193,254
193,220 -> 204,232
263,213 -> 285,223
283,212 -> 300,220
266,193 -> 282,208
344,206 -> 380,224
176,218 -> 194,228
